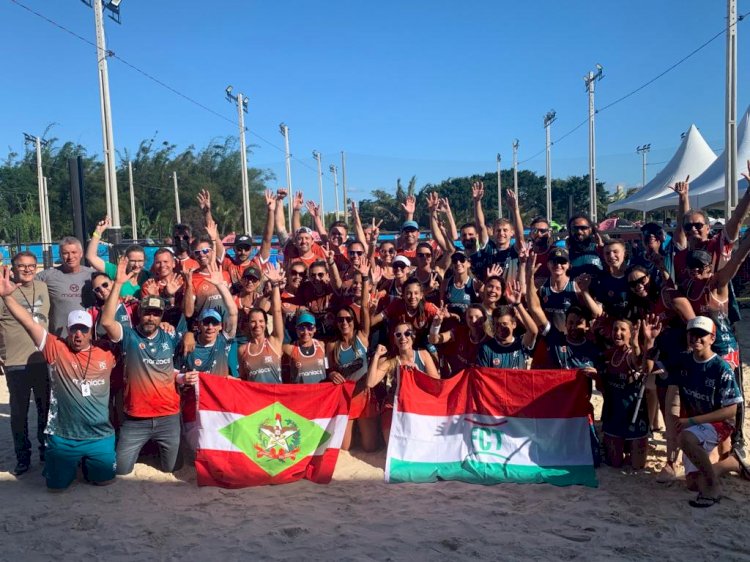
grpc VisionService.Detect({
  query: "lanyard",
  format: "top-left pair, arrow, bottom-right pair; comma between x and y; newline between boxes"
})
73,348 -> 93,382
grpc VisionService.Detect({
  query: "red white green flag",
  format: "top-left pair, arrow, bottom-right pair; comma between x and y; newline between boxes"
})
190,373 -> 352,487
385,366 -> 598,487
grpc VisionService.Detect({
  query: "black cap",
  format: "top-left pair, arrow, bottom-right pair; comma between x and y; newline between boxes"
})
640,222 -> 664,237
235,235 -> 252,247
549,247 -> 569,261
686,249 -> 712,268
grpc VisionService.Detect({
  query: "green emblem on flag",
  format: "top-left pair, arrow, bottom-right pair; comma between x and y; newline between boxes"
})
219,402 -> 330,476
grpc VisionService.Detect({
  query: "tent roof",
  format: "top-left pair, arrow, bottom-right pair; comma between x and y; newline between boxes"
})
608,124 -> 716,213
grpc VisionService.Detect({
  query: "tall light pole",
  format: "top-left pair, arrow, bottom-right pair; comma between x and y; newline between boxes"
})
42,177 -> 52,256
512,139 -> 519,199
341,151 -> 349,225
544,110 -> 557,224
725,0 -> 739,219
637,144 -> 651,221
172,171 -> 181,224
279,123 -> 293,232
329,164 -> 340,220
82,0 -> 123,242
496,153 -> 503,219
24,133 -> 50,264
226,86 -> 252,236
313,151 -> 325,223
128,161 -> 137,240
584,64 -> 604,222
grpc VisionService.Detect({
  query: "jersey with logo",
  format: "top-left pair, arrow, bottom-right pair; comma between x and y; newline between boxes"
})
682,278 -> 737,356
119,324 -> 184,417
539,279 -> 577,335
240,338 -> 282,383
289,339 -> 327,383
442,276 -> 480,317
41,333 -> 116,440
544,329 -> 600,370
599,348 -> 648,439
179,331 -> 232,377
670,352 -> 742,418
191,270 -> 232,322
477,336 -> 531,370
331,335 -> 368,381
592,272 -> 629,319
567,241 -> 603,279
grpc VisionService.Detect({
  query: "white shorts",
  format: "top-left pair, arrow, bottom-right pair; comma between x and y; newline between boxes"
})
682,424 -> 720,474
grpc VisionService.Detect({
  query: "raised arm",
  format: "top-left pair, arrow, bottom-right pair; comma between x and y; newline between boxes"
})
574,273 -> 603,317
323,244 -> 343,291
402,194 -> 416,222
427,192 -> 449,252
472,182 -> 489,246
264,264 -> 286,348
257,190 -> 277,262
205,260 -> 236,338
524,253 -> 547,328
205,220 -> 225,264
506,280 -> 538,348
197,188 -> 215,228
725,162 -> 750,241
85,216 -> 110,273
357,263 -> 372,340
440,198 -> 459,243
506,189 -> 525,253
275,189 -> 290,246
306,200 -> 328,241
351,201 -> 368,247
100,257 -> 132,342
366,345 -> 392,388
668,177 -> 690,249
182,268 -> 195,319
714,231 -> 750,289
291,191 -> 304,233
0,267 -> 45,347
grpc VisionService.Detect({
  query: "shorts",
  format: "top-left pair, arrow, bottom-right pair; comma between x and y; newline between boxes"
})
682,422 -> 733,474
723,349 -> 740,371
44,434 -> 116,489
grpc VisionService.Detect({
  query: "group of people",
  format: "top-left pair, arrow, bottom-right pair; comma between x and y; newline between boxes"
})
1,176 -> 749,507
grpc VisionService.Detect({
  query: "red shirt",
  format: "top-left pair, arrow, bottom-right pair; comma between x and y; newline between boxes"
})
283,242 -> 327,268
674,232 -> 733,287
222,255 -> 263,287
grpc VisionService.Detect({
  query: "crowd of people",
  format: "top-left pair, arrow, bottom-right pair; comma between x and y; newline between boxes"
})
1,177 -> 749,507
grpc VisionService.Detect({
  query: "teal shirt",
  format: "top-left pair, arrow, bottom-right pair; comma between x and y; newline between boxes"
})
104,261 -> 150,298
179,332 -> 233,377
477,337 -> 531,370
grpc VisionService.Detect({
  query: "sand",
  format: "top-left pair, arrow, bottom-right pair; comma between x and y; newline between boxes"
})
2,327 -> 750,561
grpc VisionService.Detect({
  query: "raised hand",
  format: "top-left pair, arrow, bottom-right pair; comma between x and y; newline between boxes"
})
140,278 -> 160,297
505,188 -> 518,210
205,221 -> 219,243
182,268 -> 193,288
94,216 -> 111,236
306,200 -> 320,218
426,192 -> 440,212
438,198 -> 451,214
264,263 -> 285,285
322,243 -> 335,265
204,259 -> 225,286
196,189 -> 212,213
374,344 -> 388,358
292,191 -> 304,211
115,256 -> 135,285
434,302 -> 450,323
667,175 -> 690,197
471,181 -> 484,201
264,190 -> 277,211
164,273 -> 184,297
505,279 -> 523,304
486,263 -> 504,279
641,313 -> 663,343
355,260 -> 371,279
517,243 -> 529,264
370,218 -> 383,242
575,273 -> 592,292
276,188 -> 289,201
401,195 -> 416,215
350,200 -> 359,218
0,266 -> 20,297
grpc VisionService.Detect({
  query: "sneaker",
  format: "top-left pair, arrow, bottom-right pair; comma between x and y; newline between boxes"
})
11,461 -> 30,476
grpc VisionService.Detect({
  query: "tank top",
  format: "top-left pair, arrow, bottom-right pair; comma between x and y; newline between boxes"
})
240,338 -> 282,383
386,350 -> 428,403
600,348 -> 648,439
684,278 -> 736,354
289,339 -> 327,383
333,335 -> 369,381
443,276 -> 479,316
539,279 -> 577,335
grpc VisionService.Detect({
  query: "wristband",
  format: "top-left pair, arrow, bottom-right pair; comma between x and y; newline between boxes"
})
688,417 -> 697,427
92,231 -> 101,239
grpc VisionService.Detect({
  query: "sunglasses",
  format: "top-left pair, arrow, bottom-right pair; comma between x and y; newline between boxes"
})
452,256 -> 467,264
683,222 -> 706,231
93,282 -> 111,294
202,319 -> 221,326
69,325 -> 90,334
381,248 -> 396,255
296,323 -> 315,331
572,225 -> 591,231
193,248 -> 211,256
337,316 -> 354,323
289,270 -> 306,277
349,250 -> 364,257
403,228 -> 419,233
393,264 -> 408,270
243,276 -> 260,283
550,259 -> 568,266
417,253 -> 432,258
235,245 -> 252,252
394,330 -> 414,339
176,234 -> 191,241
534,228 -> 550,234
628,277 -> 648,288
311,272 -> 326,279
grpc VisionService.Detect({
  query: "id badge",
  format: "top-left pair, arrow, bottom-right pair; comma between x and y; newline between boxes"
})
81,382 -> 91,397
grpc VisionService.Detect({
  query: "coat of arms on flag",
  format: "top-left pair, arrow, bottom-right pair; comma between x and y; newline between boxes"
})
187,374 -> 352,487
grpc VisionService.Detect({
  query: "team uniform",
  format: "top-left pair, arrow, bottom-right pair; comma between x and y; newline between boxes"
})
288,339 -> 328,383
598,348 -> 649,441
567,241 -> 603,279
682,279 -> 739,369
469,241 -> 518,281
191,270 -> 232,324
539,279 -> 577,336
179,331 -> 233,377
39,333 -> 117,489
239,339 -> 283,383
477,336 -> 533,370
442,276 -> 480,317
592,272 -> 630,320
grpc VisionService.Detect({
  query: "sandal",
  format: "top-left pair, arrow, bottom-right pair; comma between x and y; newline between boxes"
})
733,447 -> 750,481
689,494 -> 722,508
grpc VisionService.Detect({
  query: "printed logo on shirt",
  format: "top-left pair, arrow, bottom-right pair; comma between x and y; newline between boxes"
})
138,343 -> 146,350
98,361 -> 107,370
70,284 -> 80,293
492,358 -> 500,366
195,359 -> 203,367
264,356 -> 273,364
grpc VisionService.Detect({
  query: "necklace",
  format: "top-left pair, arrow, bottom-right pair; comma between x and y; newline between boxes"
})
610,347 -> 630,368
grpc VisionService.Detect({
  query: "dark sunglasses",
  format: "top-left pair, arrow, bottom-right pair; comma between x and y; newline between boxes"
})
393,263 -> 408,270
417,253 -> 432,258
243,276 -> 260,283
235,245 -> 252,252
337,316 -> 354,323
628,277 -> 648,288
289,270 -> 306,277
93,282 -> 111,294
193,248 -> 211,256
394,330 -> 414,339
296,323 -> 315,331
452,256 -> 467,264
349,250 -> 364,256
311,272 -> 326,279
534,228 -> 550,234
381,248 -> 396,255
683,222 -> 706,231
550,258 -> 568,266
403,227 -> 419,233
201,319 -> 221,326
69,325 -> 90,334
572,225 -> 591,231
176,234 -> 191,241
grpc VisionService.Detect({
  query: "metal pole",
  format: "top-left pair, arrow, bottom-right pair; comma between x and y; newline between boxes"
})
330,165 -> 340,220
496,153 -> 503,219
97,71 -> 112,219
544,111 -> 556,224
128,161 -> 137,240
42,176 -> 51,246
280,123 -> 293,232
172,171 -> 181,224
512,140 -> 519,199
93,0 -> 121,236
34,137 -> 45,245
637,144 -> 651,222
341,151 -> 349,225
584,65 -> 603,223
725,0 -> 738,218
313,151 -> 324,222
237,93 -> 252,236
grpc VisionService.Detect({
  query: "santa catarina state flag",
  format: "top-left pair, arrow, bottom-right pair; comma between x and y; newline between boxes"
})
191,373 -> 352,487
385,366 -> 598,487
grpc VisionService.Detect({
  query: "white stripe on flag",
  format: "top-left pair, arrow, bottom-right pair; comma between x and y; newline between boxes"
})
195,410 -> 349,453
388,412 -> 592,467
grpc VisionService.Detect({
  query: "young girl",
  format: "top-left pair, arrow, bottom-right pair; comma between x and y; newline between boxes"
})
366,323 -> 439,445
597,318 -> 649,469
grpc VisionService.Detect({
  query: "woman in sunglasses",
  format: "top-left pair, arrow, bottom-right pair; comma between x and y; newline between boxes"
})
282,310 -> 328,384
371,277 -> 439,351
88,272 -> 136,339
326,266 -> 378,450
367,323 -> 439,444
440,251 -> 480,319
412,242 -> 448,306
374,241 -> 396,288
377,255 -> 412,308
186,230 -> 232,325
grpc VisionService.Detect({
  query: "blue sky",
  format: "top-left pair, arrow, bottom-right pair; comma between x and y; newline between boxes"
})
1,0 -> 748,213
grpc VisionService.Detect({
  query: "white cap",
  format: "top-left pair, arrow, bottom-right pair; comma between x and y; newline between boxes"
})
67,310 -> 93,328
393,255 -> 412,268
687,316 -> 715,334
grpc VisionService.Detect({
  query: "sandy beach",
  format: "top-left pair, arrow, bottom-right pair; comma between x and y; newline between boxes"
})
1,327 -> 750,561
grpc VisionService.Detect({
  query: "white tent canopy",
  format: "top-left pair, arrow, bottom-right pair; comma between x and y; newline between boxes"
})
608,124 -> 716,213
644,107 -> 750,211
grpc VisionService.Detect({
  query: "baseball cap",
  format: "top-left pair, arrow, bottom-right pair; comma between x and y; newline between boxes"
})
640,222 -> 664,237
295,227 -> 313,236
139,296 -> 165,312
243,265 -> 262,280
686,249 -> 712,268
199,309 -> 223,323
235,235 -> 252,247
687,316 -> 716,335
296,311 -> 316,327
393,255 -> 412,268
67,310 -> 93,328
550,247 -> 569,262
451,250 -> 467,260
401,220 -> 419,232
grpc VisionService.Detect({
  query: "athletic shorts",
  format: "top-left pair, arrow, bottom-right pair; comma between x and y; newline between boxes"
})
44,434 -> 116,489
682,422 -> 733,474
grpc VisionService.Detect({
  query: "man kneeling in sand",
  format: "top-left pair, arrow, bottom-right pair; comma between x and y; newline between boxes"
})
0,268 -> 117,491
670,317 -> 745,508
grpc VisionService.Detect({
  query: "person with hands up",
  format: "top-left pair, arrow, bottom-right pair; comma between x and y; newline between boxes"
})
86,216 -> 149,298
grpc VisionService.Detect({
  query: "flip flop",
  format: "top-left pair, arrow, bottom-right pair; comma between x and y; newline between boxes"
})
733,447 -> 750,481
689,494 -> 722,508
